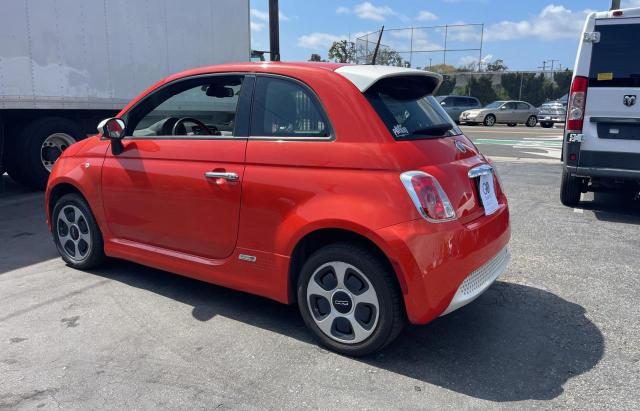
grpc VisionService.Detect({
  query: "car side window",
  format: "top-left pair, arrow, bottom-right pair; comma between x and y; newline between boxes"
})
251,76 -> 330,138
126,75 -> 244,138
517,102 -> 530,110
468,98 -> 480,107
503,102 -> 517,110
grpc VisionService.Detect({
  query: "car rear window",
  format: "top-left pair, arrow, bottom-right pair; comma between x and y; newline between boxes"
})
589,23 -> 640,87
365,77 -> 461,140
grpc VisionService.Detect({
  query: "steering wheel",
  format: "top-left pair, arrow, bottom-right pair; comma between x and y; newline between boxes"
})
171,117 -> 218,136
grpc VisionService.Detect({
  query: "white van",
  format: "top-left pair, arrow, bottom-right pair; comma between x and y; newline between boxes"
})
561,5 -> 640,206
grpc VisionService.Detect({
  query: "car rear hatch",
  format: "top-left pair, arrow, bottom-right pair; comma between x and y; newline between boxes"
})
581,16 -> 640,167
336,65 -> 501,223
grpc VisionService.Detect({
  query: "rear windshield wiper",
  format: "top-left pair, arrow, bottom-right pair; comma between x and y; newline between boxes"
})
411,123 -> 453,136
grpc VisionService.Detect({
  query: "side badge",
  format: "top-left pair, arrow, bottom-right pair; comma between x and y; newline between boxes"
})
239,254 -> 257,263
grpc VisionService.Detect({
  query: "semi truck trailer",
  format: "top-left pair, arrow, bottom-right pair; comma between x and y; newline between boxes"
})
0,0 -> 250,189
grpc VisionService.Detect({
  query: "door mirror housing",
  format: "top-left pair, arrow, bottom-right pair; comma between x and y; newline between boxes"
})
98,118 -> 126,140
500,105 -> 507,110
98,118 -> 126,155
440,101 -> 446,106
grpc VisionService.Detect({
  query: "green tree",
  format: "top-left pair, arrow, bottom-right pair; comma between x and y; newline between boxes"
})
466,76 -> 499,105
553,69 -> 573,98
375,47 -> 404,66
429,64 -> 457,74
436,75 -> 456,96
486,59 -> 508,72
328,40 -> 356,63
309,53 -> 322,62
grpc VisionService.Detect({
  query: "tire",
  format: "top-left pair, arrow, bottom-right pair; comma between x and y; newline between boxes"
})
11,118 -> 81,190
52,193 -> 105,269
540,122 -> 553,128
526,115 -> 538,127
483,115 -> 496,127
560,168 -> 583,207
297,243 -> 405,356
507,123 -> 517,127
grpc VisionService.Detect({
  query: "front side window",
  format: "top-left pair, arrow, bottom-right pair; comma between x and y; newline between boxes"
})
365,77 -> 462,140
126,75 -> 244,137
485,101 -> 505,109
503,102 -> 517,110
250,76 -> 330,138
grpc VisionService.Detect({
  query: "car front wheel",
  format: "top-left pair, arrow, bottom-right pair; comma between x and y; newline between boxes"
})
483,115 -> 496,127
526,115 -> 538,127
52,193 -> 105,269
297,243 -> 404,356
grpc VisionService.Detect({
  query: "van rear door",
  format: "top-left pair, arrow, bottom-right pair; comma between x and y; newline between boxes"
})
582,18 -> 640,160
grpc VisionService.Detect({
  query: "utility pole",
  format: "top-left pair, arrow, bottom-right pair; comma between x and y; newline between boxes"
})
268,0 -> 280,61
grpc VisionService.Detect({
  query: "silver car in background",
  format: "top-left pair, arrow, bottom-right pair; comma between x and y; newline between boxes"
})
436,95 -> 481,124
460,100 -> 539,127
538,101 -> 566,128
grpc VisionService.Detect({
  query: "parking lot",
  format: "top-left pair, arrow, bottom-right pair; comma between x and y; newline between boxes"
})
1,125 -> 639,409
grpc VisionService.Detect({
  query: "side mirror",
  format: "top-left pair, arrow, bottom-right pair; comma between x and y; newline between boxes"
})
500,106 -> 507,110
98,118 -> 126,155
440,101 -> 447,106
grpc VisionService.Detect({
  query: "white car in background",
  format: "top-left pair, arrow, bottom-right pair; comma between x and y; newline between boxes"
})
561,5 -> 640,206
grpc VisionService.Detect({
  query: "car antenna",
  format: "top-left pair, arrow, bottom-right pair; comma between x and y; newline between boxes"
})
370,26 -> 384,65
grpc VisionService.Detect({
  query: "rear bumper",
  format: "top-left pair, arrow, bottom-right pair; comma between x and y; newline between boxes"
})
567,165 -> 640,180
376,203 -> 510,324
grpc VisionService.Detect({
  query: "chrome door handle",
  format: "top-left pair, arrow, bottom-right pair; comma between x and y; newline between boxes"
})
204,171 -> 239,181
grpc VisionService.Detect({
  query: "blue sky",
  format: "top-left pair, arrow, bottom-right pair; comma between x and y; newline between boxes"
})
249,0 -> 640,70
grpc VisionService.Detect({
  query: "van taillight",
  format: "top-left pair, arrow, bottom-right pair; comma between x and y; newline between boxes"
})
566,76 -> 588,132
400,171 -> 456,222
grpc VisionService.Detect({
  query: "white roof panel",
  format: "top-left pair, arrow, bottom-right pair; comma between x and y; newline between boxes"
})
335,65 -> 442,92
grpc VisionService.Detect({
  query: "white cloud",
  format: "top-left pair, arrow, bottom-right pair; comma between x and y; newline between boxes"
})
250,8 -> 290,22
336,6 -> 350,14
484,5 -> 594,41
416,10 -> 438,21
354,2 -> 395,21
297,32 -> 345,50
250,21 -> 265,32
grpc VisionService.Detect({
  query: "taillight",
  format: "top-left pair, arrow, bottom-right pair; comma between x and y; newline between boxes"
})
566,76 -> 588,131
400,171 -> 456,222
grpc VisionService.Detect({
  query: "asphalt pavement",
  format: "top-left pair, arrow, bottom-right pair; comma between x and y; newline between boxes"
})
462,124 -> 564,160
1,126 -> 639,409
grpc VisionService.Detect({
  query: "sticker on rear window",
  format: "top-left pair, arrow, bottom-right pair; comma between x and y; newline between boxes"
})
597,72 -> 613,81
392,124 -> 409,137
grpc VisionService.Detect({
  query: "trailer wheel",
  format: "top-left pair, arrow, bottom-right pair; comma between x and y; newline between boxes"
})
13,118 -> 82,190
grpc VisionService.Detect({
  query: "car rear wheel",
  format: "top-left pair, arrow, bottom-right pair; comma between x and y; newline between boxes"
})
483,115 -> 496,127
297,243 -> 404,356
560,168 -> 584,207
526,115 -> 538,127
52,193 -> 105,269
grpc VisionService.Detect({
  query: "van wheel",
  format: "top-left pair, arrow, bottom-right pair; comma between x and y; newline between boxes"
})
52,193 -> 105,269
526,116 -> 538,127
297,243 -> 405,356
560,168 -> 584,206
12,118 -> 81,190
507,123 -> 517,127
540,122 -> 553,128
483,115 -> 496,127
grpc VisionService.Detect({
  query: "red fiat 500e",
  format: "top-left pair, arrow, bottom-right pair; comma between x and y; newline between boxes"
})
45,62 -> 510,356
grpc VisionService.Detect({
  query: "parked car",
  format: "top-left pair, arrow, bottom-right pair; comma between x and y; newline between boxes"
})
460,100 -> 538,127
45,63 -> 511,356
561,5 -> 640,206
538,101 -> 567,128
436,95 -> 481,124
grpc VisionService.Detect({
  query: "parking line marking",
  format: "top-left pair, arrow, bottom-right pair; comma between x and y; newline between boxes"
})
574,208 -> 584,214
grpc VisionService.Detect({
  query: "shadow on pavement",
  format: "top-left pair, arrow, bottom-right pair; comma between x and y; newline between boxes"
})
89,260 -> 604,403
581,192 -> 640,225
0,176 -> 58,274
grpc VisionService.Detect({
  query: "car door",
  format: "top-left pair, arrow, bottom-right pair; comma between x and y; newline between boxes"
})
516,102 -> 532,122
101,73 -> 253,259
497,102 -> 516,122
